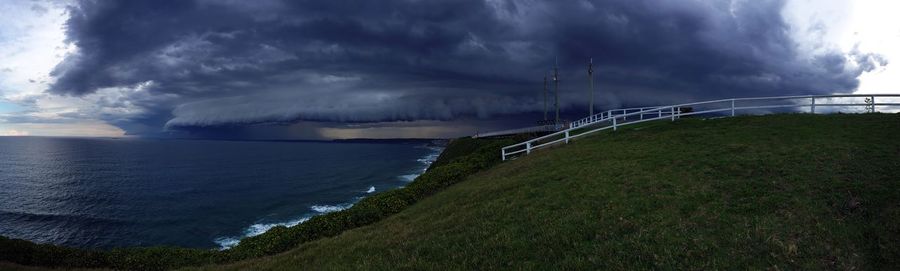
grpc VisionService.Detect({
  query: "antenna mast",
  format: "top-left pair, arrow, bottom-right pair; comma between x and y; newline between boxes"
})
588,57 -> 594,116
543,73 -> 549,121
554,58 -> 560,124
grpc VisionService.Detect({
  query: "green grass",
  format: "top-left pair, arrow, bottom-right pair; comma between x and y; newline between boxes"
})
192,114 -> 900,270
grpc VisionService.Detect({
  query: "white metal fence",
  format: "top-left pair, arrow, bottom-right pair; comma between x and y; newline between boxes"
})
501,94 -> 900,161
569,106 -> 661,129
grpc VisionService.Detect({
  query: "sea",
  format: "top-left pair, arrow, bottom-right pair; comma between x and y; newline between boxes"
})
0,136 -> 443,249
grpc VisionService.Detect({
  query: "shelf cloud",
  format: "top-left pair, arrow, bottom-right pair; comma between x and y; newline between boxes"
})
40,0 -> 885,137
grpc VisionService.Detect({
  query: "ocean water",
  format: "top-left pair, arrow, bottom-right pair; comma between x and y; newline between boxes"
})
0,137 -> 442,249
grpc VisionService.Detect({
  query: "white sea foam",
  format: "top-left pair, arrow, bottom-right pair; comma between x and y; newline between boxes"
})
214,201 -> 355,250
398,145 -> 444,182
213,195 -> 363,250
399,174 -> 419,182
214,145 -> 445,251
311,203 -> 352,213
214,216 -> 311,250
214,237 -> 240,249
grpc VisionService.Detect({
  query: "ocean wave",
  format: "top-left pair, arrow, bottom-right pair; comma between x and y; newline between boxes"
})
398,145 -> 444,182
399,174 -> 419,182
214,216 -> 310,250
213,145 -> 444,250
310,203 -> 352,213
416,156 -> 438,166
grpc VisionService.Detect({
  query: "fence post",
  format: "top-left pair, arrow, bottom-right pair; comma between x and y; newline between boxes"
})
731,99 -> 735,116
501,148 -> 506,161
810,97 -> 815,114
871,96 -> 876,113
671,107 -> 676,121
658,108 -> 662,118
526,142 -> 531,154
613,117 -> 617,131
565,131 -> 570,143
623,109 -> 627,120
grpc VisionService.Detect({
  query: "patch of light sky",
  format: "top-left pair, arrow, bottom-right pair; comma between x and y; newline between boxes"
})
841,1 -> 900,93
784,0 -> 900,94
0,0 -> 71,98
0,0 -> 125,137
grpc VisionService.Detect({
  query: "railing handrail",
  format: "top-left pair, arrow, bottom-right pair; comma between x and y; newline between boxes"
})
473,124 -> 563,138
571,106 -> 660,127
500,94 -> 900,160
503,105 -> 678,150
569,93 -> 900,129
504,106 -> 665,150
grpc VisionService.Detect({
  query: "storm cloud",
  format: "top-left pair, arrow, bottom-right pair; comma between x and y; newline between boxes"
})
46,0 -> 883,136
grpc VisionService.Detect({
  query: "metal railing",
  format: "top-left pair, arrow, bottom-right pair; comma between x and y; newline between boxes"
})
569,106 -> 661,129
473,123 -> 566,138
501,94 -> 900,161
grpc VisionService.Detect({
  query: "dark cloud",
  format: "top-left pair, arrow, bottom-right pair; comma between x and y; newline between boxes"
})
48,0 -> 883,137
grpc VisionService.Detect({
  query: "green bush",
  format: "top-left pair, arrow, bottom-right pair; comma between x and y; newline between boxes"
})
0,137 -> 518,270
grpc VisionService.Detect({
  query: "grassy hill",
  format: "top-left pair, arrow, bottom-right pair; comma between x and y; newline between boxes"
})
3,113 -> 898,270
192,114 -> 900,270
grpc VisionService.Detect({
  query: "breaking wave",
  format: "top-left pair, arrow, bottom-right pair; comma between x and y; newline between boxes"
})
213,216 -> 311,249
214,143 -> 444,250
399,145 -> 443,182
310,203 -> 353,213
214,200 -> 358,250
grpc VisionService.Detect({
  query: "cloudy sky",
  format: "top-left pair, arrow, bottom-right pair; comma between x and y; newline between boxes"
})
0,0 -> 896,139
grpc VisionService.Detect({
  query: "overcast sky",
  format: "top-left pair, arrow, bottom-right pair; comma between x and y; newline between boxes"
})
0,0 -> 897,139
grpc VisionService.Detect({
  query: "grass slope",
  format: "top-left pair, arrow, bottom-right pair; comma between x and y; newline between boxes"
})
198,114 -> 900,270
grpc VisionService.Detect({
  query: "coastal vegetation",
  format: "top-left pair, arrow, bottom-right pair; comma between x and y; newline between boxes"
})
3,113 -> 900,270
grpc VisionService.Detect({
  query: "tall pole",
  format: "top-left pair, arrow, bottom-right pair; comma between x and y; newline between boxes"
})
554,58 -> 560,124
588,57 -> 594,116
543,74 -> 548,121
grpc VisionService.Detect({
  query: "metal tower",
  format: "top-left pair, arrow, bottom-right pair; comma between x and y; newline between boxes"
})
588,57 -> 594,116
553,58 -> 560,124
543,73 -> 549,121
